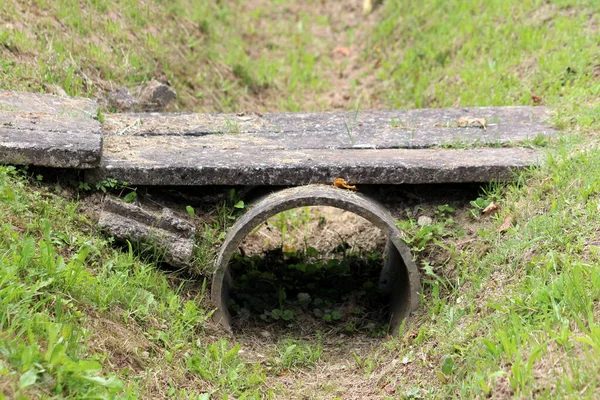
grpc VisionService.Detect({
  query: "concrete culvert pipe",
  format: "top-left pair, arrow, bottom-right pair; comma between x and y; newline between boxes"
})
211,185 -> 421,333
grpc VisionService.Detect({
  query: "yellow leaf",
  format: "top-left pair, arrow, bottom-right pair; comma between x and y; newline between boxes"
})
436,370 -> 448,384
482,202 -> 499,214
333,178 -> 357,191
458,117 -> 487,130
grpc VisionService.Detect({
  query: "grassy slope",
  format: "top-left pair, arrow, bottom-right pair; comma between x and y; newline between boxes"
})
1,0 -> 600,398
384,139 -> 600,398
0,0 -> 340,112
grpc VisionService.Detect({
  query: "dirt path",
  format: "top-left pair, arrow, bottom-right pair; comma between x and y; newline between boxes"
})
240,333 -> 393,399
236,0 -> 386,112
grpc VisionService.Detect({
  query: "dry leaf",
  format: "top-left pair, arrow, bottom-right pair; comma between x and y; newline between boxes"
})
401,330 -> 417,343
482,202 -> 499,214
458,117 -> 487,130
333,178 -> 357,190
283,244 -> 297,253
499,215 -> 513,232
531,94 -> 542,104
332,46 -> 351,57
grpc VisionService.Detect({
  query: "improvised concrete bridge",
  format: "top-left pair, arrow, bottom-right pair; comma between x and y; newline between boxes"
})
0,90 -> 556,331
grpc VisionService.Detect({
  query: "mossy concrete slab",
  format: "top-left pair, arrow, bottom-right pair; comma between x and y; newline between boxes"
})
88,141 -> 541,186
102,106 -> 553,149
0,91 -> 102,168
90,106 -> 552,185
98,197 -> 196,268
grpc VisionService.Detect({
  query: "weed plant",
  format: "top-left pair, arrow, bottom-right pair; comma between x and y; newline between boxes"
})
228,246 -> 389,335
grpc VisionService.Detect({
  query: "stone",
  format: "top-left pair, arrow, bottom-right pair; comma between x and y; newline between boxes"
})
107,87 -> 137,112
137,80 -> 176,111
86,141 -> 542,186
88,105 -> 553,186
98,197 -> 196,269
100,106 -> 554,149
417,215 -> 433,226
46,84 -> 68,97
0,90 -> 102,168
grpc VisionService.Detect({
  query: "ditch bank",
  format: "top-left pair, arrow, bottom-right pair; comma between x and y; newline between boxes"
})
0,90 -> 556,334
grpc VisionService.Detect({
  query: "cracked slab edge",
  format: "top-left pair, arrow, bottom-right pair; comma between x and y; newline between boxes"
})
98,197 -> 196,269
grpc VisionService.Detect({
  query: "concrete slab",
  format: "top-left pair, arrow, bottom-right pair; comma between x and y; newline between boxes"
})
88,137 -> 541,185
0,91 -> 102,168
102,106 -> 553,149
91,106 -> 552,186
98,197 -> 196,268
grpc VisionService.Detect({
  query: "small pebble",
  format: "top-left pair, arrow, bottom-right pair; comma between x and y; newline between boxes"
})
417,215 -> 433,226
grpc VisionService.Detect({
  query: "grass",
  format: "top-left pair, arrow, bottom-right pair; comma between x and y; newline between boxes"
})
0,0 -> 333,112
1,0 -> 600,398
371,1 -> 600,112
273,339 -> 323,373
0,167 -> 267,398
384,139 -> 600,398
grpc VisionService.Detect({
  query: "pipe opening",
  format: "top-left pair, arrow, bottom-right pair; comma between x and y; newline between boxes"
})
211,185 -> 420,335
228,206 -> 393,334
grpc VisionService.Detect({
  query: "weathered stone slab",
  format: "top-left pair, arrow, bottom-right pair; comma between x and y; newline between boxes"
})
0,90 -> 97,117
88,134 -> 541,185
102,106 -> 554,149
0,91 -> 102,168
98,197 -> 196,268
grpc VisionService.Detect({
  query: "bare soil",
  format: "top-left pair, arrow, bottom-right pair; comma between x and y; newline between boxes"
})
239,206 -> 386,256
242,334 -> 394,399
